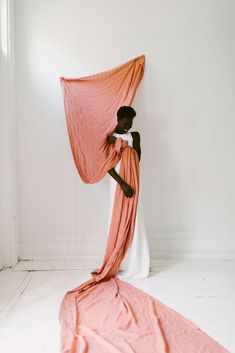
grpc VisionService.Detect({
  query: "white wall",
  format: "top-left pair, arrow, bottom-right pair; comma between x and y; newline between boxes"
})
13,0 -> 235,263
0,0 -> 18,268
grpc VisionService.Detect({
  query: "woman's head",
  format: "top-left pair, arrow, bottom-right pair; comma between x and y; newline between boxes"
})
116,106 -> 136,133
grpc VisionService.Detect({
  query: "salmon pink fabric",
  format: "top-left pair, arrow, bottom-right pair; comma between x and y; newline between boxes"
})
59,56 -> 230,353
59,55 -> 145,183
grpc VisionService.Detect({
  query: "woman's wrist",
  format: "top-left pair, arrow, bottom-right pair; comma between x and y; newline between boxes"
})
119,180 -> 126,188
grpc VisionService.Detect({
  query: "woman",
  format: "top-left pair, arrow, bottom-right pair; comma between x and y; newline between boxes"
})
106,106 -> 150,279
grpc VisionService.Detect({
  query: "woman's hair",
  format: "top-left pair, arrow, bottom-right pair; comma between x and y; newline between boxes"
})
117,106 -> 136,121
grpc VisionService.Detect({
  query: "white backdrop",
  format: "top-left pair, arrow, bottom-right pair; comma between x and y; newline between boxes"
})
9,0 -> 235,264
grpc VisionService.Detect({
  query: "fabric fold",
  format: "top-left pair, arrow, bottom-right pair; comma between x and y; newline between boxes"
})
60,54 -> 145,183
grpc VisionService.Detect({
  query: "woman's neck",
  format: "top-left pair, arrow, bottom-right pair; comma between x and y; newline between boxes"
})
114,126 -> 127,134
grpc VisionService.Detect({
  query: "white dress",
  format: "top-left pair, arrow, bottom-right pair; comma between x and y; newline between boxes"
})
107,131 -> 150,279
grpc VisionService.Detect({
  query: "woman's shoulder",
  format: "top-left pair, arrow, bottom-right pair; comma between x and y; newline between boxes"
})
130,131 -> 140,135
130,131 -> 140,140
130,131 -> 140,148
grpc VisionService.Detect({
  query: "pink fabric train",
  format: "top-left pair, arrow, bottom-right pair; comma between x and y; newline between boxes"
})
59,55 -> 230,353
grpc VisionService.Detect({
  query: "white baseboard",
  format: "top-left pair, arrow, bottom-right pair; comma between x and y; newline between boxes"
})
17,232 -> 235,270
14,256 -> 235,271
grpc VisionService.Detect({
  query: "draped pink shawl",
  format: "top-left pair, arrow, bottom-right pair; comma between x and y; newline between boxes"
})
58,55 -> 230,353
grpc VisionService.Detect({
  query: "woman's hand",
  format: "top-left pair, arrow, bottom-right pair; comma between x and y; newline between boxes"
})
107,135 -> 117,144
120,181 -> 134,198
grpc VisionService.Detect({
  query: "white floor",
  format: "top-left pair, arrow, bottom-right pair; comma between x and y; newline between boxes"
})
0,259 -> 234,352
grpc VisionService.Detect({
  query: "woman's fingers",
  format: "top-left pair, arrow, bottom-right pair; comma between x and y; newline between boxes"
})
107,135 -> 117,144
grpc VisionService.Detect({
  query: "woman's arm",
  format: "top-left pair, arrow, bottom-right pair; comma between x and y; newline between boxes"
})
107,135 -> 134,197
108,168 -> 134,198
108,168 -> 125,186
131,131 -> 141,161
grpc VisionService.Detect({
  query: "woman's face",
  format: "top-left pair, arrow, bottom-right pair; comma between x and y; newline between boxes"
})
117,116 -> 133,133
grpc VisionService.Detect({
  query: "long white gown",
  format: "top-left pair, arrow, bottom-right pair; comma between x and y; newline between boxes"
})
107,131 -> 150,279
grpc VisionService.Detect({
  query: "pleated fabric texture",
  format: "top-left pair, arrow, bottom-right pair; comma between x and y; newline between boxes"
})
59,55 -> 145,183
59,55 -> 230,353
